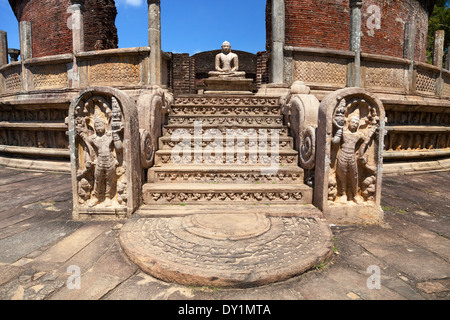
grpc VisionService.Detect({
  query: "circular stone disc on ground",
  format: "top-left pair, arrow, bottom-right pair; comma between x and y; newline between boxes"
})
120,214 -> 333,288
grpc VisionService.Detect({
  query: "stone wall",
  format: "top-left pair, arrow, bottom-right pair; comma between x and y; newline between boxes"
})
8,0 -> 118,58
266,0 -> 435,62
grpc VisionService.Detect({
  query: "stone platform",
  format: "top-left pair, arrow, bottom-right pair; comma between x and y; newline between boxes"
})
203,77 -> 253,94
119,213 -> 333,288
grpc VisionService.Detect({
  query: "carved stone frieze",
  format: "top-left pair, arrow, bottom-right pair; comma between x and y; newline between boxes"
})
31,63 -> 67,89
143,190 -> 304,204
149,171 -> 302,184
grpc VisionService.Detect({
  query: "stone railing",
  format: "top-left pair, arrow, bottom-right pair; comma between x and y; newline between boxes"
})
284,46 -> 450,99
0,47 -> 161,95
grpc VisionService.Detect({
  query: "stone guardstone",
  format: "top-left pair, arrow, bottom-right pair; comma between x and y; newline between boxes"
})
314,87 -> 386,225
119,213 -> 333,288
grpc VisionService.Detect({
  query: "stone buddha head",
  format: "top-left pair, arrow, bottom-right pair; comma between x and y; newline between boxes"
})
221,41 -> 231,54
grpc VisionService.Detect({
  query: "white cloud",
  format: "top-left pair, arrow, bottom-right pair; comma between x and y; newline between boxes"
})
116,0 -> 145,7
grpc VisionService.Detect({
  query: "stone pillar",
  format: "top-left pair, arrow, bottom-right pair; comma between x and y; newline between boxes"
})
432,30 -> 445,67
271,0 -> 285,84
404,21 -> 416,92
348,0 -> 362,87
19,21 -> 32,60
70,0 -> 85,53
403,21 -> 416,60
0,30 -> 8,67
148,0 -> 162,85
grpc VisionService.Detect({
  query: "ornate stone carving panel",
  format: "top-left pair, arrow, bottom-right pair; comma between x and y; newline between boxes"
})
2,65 -> 22,94
293,55 -> 347,87
364,61 -> 406,90
415,68 -> 438,94
31,63 -> 67,89
89,56 -> 140,86
68,87 -> 141,219
314,88 -> 385,225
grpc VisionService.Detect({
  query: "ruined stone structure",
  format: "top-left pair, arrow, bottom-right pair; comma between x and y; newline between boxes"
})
0,0 -> 448,287
8,0 -> 118,58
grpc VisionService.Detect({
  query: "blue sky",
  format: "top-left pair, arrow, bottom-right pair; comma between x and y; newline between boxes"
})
0,0 -> 266,55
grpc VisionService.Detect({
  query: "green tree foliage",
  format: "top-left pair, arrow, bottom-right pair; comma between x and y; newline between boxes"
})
427,0 -> 450,66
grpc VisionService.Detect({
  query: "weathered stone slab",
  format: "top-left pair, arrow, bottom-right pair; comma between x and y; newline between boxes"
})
34,223 -> 113,264
0,220 -> 83,264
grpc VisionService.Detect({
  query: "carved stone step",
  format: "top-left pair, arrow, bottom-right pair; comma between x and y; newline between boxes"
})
136,203 -> 322,218
148,165 -> 304,184
162,125 -> 289,137
170,105 -> 282,116
173,95 -> 281,107
142,183 -> 313,205
158,135 -> 295,150
154,150 -> 299,165
167,115 -> 283,126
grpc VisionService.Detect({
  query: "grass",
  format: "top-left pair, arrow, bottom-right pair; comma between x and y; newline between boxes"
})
187,285 -> 220,292
381,206 -> 391,211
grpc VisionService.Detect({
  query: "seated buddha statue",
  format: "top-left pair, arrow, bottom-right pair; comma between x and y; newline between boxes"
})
208,41 -> 246,78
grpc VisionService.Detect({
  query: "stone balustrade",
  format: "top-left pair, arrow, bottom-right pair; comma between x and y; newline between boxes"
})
284,46 -> 450,99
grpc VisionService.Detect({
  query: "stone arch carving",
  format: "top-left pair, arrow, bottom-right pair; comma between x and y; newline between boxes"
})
68,87 -> 141,219
314,88 -> 386,225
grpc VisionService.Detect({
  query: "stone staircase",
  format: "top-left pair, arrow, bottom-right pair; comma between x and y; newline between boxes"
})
137,94 -> 321,217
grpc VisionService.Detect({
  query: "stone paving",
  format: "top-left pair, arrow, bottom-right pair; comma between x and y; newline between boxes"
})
0,165 -> 449,300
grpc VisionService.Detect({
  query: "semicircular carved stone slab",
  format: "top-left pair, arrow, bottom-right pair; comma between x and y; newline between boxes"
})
68,87 -> 141,220
314,88 -> 386,225
120,214 -> 333,288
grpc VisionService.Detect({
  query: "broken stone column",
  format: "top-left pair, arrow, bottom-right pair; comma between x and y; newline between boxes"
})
68,87 -> 142,220
314,88 -> 386,225
0,30 -> 8,66
432,30 -> 445,67
148,0 -> 162,85
19,21 -> 32,60
348,0 -> 362,87
271,0 -> 285,84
